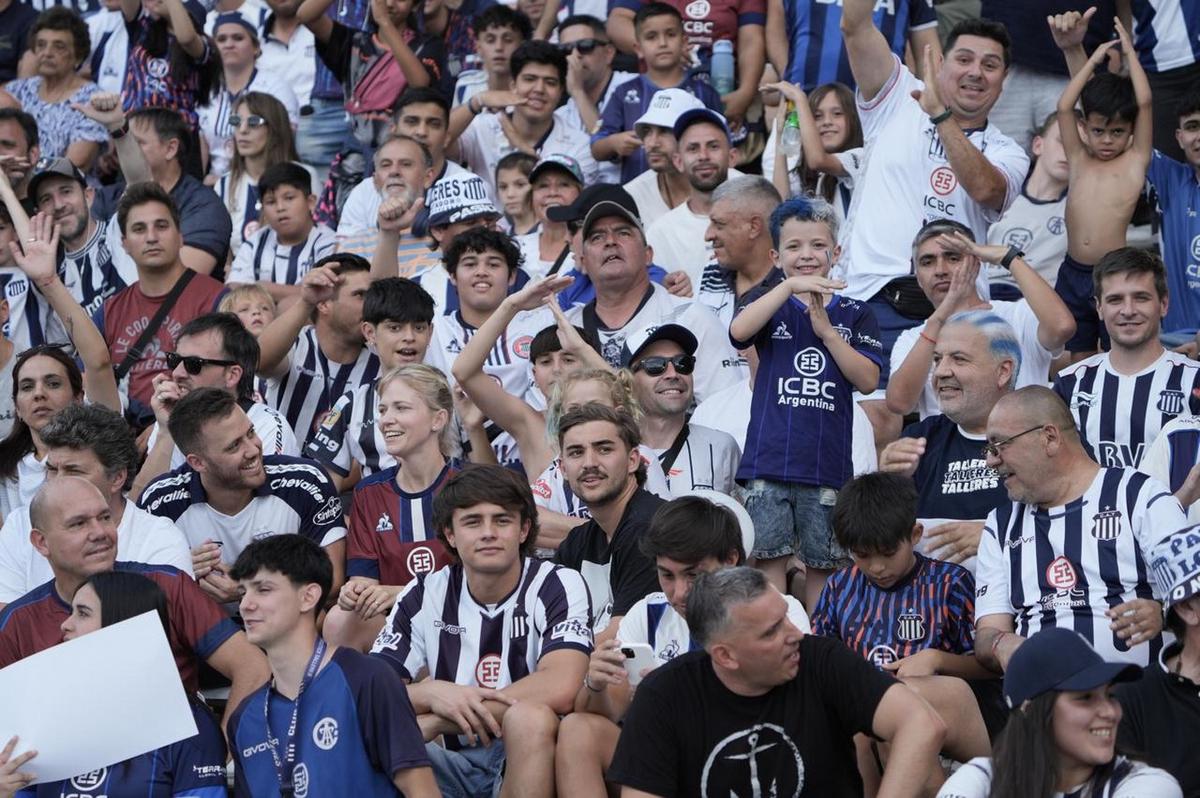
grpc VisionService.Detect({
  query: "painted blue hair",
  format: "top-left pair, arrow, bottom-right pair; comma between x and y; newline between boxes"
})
945,309 -> 1022,388
768,196 -> 839,249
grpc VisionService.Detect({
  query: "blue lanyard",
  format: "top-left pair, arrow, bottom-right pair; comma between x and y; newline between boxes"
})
265,637 -> 327,797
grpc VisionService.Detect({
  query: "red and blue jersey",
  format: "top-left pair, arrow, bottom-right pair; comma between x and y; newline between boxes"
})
121,10 -> 215,129
348,462 -> 458,586
812,553 -> 976,670
229,646 -> 430,797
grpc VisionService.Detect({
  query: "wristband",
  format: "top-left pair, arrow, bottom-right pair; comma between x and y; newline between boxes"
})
929,108 -> 953,126
108,120 -> 129,139
583,673 -> 604,693
999,245 -> 1024,270
919,331 -> 937,346
468,96 -> 481,115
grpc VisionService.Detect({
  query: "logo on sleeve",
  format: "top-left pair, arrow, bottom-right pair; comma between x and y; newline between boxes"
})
376,513 -> 395,532
1090,509 -> 1123,541
550,617 -> 593,643
1045,556 -> 1078,590
313,496 -> 342,526
312,717 -> 339,750
532,479 -> 552,499
512,335 -> 533,359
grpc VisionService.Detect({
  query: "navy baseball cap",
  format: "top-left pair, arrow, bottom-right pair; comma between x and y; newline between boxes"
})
1003,628 -> 1141,708
621,322 -> 697,367
672,107 -> 731,143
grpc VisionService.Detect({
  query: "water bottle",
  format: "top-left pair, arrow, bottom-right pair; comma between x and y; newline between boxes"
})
781,102 -> 802,159
711,40 -> 735,97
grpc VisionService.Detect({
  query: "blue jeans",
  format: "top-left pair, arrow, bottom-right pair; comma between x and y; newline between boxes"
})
296,98 -> 349,175
743,480 -> 847,569
424,740 -> 506,798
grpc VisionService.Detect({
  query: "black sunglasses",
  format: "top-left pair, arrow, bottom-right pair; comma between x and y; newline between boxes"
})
228,113 -> 268,130
166,352 -> 239,375
560,38 -> 608,55
632,354 -> 695,376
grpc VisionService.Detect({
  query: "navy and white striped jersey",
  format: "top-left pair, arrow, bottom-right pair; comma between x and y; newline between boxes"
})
975,467 -> 1188,665
227,223 -> 337,286
936,755 -> 1182,798
0,267 -> 67,351
138,455 -> 347,560
1140,414 -> 1200,523
306,379 -> 391,478
61,220 -> 134,318
263,325 -> 381,445
1129,0 -> 1200,72
1053,350 -> 1200,469
371,557 -> 592,747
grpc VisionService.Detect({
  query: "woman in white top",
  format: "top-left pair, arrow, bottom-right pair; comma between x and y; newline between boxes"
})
937,627 -> 1181,798
514,154 -> 582,279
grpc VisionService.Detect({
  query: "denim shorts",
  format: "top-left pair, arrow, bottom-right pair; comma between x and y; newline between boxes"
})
743,479 -> 848,569
424,739 -> 505,798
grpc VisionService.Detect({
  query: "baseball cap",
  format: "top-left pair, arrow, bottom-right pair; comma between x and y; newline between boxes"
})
1151,524 -> 1200,626
678,488 -> 756,560
27,157 -> 86,202
425,173 -> 500,229
212,12 -> 259,39
529,153 -> 584,186
621,322 -> 698,367
546,184 -> 644,239
634,88 -> 705,134
672,107 -> 732,143
1002,628 -> 1141,708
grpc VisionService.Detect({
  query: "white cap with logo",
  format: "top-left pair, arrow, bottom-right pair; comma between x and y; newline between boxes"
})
634,88 -> 706,134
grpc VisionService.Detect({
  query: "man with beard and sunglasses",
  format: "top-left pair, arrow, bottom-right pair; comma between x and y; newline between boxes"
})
624,323 -> 740,495
557,15 -> 635,184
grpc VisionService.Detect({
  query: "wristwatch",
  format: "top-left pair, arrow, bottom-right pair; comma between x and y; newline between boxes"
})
108,120 -> 129,139
999,245 -> 1024,270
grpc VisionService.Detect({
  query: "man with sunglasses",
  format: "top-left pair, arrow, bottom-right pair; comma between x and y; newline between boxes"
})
557,15 -> 635,184
624,323 -> 740,495
974,385 -> 1188,671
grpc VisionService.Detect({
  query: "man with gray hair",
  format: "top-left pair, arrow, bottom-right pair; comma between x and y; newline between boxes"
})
608,565 -> 946,796
885,218 -> 1075,421
698,175 -> 783,327
880,309 -> 1024,569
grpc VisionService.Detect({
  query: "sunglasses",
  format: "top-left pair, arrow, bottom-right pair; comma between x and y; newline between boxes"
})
166,352 -> 239,375
632,354 -> 695,377
228,114 -> 267,130
560,38 -> 607,55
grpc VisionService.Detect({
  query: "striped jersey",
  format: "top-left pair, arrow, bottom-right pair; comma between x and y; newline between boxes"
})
0,266 -> 68,351
647,422 -> 741,495
306,379 -> 391,478
1053,349 -> 1200,469
371,557 -> 593,747
1129,0 -> 1200,72
975,467 -> 1188,665
263,325 -> 381,446
347,462 -> 458,586
227,223 -> 337,286
619,590 -> 810,666
812,553 -> 977,670
1139,414 -> 1200,523
61,220 -> 134,318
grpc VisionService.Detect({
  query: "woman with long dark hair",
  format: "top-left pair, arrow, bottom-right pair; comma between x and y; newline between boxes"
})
936,627 -> 1181,798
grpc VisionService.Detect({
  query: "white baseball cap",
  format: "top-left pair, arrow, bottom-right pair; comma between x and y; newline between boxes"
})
634,88 -> 705,134
426,172 -> 499,228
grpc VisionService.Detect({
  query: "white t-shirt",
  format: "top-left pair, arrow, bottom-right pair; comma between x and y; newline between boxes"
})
623,169 -> 673,229
0,453 -> 45,523
515,231 -> 576,280
985,186 -> 1068,292
257,20 -> 317,108
0,498 -> 194,604
890,299 -> 1058,419
337,161 -> 470,238
838,55 -> 1028,301
145,401 -> 300,470
456,111 -> 599,203
936,756 -> 1181,798
645,202 -> 711,291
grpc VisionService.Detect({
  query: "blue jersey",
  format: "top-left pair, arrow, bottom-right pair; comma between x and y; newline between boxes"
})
782,0 -> 937,90
903,414 -> 1006,522
21,701 -> 227,798
229,646 -> 429,797
812,552 -> 976,670
593,75 -> 724,183
1147,152 -> 1200,334
1130,0 -> 1200,71
734,293 -> 882,488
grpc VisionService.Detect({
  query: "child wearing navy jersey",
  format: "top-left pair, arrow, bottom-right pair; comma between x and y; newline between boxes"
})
729,196 -> 882,610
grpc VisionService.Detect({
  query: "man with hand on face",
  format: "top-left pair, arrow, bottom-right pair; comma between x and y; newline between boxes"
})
139,388 -> 347,611
0,108 -> 40,206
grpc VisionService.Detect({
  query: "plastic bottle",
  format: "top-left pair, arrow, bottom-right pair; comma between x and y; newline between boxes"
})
781,102 -> 801,159
710,40 -> 735,97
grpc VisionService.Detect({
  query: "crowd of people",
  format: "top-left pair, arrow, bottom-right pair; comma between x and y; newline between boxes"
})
0,0 -> 1198,794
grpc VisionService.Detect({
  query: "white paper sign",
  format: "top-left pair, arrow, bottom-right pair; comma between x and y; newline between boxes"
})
0,610 -> 199,784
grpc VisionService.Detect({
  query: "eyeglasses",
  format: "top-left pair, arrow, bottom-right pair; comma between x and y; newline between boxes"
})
560,38 -> 608,55
631,354 -> 695,377
166,352 -> 239,375
228,114 -> 267,130
981,425 -> 1045,459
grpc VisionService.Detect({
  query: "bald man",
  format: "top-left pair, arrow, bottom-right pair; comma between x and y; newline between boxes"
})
0,477 -> 269,729
974,386 -> 1189,672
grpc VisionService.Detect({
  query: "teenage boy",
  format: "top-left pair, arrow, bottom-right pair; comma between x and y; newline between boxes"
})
307,278 -> 436,489
591,3 -> 723,183
449,40 -> 599,201
729,196 -> 882,609
228,162 -> 337,303
555,493 -> 811,797
228,535 -> 439,797
1054,19 -> 1154,355
452,5 -> 532,109
371,465 -> 592,798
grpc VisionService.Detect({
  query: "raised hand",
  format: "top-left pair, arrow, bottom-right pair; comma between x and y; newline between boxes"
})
8,212 -> 60,288
933,230 -> 1009,266
299,265 -> 342,308
910,45 -> 947,117
785,274 -> 845,297
508,274 -> 574,312
71,91 -> 126,131
1047,6 -> 1097,51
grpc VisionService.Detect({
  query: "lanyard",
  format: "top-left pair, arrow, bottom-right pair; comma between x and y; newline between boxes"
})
265,637 -> 327,797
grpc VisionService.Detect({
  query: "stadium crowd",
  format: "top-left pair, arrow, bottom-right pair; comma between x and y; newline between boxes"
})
0,0 -> 1199,793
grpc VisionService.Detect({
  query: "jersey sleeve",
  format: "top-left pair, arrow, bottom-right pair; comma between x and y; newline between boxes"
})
305,391 -> 356,477
296,466 -> 347,547
973,511 -> 1013,622
985,135 -> 1032,218
934,758 -> 993,797
594,82 -> 628,140
810,573 -> 841,638
856,55 -> 918,140
159,569 -> 241,661
1131,475 -> 1189,596
685,302 -> 747,401
1012,299 -> 1056,358
138,516 -> 196,578
737,0 -> 765,27
370,577 -> 429,680
1112,765 -> 1183,798
168,702 -> 229,797
347,484 -> 382,580
537,566 -> 594,657
228,235 -> 258,283
945,569 -> 978,655
1138,421 -> 1174,489
849,299 -> 885,366
909,0 -> 937,28
341,653 -> 431,776
616,598 -> 650,645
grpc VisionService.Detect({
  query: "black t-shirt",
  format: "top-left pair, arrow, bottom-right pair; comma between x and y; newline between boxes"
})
980,0 -> 1116,76
1116,645 -> 1200,797
609,635 -> 896,797
904,414 -> 1006,522
553,487 -> 663,628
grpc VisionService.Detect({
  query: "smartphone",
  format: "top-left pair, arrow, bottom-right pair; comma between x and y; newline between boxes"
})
620,642 -> 657,686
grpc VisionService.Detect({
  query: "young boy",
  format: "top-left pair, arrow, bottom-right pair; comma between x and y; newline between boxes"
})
452,5 -> 532,109
227,535 -> 439,797
228,162 -> 337,303
306,277 -> 436,489
219,283 -> 277,337
729,196 -> 882,609
1054,18 -> 1153,355
591,3 -> 723,183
